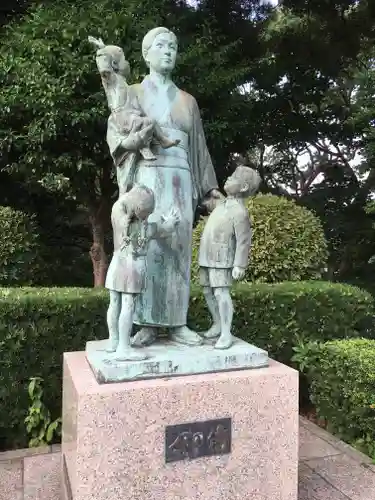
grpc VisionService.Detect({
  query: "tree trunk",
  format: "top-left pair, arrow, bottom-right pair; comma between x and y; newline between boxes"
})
89,203 -> 109,288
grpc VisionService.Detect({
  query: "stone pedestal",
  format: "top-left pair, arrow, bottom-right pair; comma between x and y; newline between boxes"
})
62,352 -> 298,500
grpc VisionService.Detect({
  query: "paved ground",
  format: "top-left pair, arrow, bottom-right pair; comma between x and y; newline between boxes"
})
299,418 -> 375,499
1,417 -> 374,499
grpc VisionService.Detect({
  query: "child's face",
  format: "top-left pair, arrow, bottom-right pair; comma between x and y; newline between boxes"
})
97,46 -> 125,72
224,170 -> 247,196
134,205 -> 153,221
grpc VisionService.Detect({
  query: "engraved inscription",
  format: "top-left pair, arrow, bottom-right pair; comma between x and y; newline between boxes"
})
168,430 -> 204,459
165,418 -> 231,463
208,423 -> 230,453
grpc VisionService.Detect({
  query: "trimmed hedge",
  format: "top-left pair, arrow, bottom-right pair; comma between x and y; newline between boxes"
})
189,281 -> 374,363
0,281 -> 373,450
0,287 -> 108,450
298,339 -> 375,459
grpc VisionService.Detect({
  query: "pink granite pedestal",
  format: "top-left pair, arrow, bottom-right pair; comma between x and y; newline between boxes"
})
62,352 -> 299,500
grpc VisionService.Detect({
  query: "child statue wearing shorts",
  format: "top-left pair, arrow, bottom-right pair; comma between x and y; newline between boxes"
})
198,166 -> 261,349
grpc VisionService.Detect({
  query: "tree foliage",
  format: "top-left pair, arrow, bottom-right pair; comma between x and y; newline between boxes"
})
1,0 -> 375,285
0,206 -> 42,285
240,2 -> 375,282
0,0 -> 271,285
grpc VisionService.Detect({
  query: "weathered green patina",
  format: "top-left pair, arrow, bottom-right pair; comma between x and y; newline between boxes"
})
104,27 -> 220,347
86,26 -> 268,381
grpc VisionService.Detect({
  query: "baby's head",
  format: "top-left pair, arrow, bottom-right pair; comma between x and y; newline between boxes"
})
119,184 -> 155,221
89,36 -> 130,78
224,166 -> 261,198
97,44 -> 130,78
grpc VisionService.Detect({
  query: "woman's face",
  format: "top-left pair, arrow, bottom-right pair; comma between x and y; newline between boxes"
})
146,32 -> 177,75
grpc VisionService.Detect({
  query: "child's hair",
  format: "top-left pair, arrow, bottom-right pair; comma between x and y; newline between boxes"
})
120,184 -> 155,219
101,45 -> 130,77
118,185 -> 155,246
235,166 -> 261,197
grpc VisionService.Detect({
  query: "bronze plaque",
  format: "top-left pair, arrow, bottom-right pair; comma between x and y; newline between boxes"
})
165,417 -> 231,463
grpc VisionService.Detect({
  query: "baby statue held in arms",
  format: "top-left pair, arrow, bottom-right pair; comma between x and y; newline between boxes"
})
88,36 -> 179,163
199,166 -> 261,349
105,185 -> 180,361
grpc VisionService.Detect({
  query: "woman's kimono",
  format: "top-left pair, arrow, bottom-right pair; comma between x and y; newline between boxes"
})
106,74 -> 218,327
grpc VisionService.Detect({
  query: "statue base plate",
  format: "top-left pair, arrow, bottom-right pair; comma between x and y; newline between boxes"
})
85,337 -> 269,384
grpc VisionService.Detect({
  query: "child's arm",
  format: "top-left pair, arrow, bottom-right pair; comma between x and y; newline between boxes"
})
88,36 -> 118,94
89,36 -> 111,76
233,212 -> 251,270
119,214 -> 131,251
146,208 -> 180,240
88,35 -> 105,49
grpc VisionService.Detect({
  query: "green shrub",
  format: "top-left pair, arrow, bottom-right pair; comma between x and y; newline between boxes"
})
0,287 -> 108,450
25,377 -> 62,447
0,281 -> 372,450
296,339 -> 375,459
0,206 -> 42,285
192,194 -> 328,283
188,281 -> 374,363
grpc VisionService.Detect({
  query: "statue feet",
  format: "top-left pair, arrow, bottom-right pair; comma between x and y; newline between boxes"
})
106,335 -> 119,353
139,147 -> 157,161
170,325 -> 203,346
160,138 -> 181,149
214,334 -> 233,350
200,324 -> 221,339
114,347 -> 149,361
131,327 -> 157,347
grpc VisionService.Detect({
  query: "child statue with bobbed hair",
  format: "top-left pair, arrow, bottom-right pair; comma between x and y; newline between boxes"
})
105,184 -> 180,360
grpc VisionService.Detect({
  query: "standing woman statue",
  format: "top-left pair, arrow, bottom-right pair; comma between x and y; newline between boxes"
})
106,27 -> 222,347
